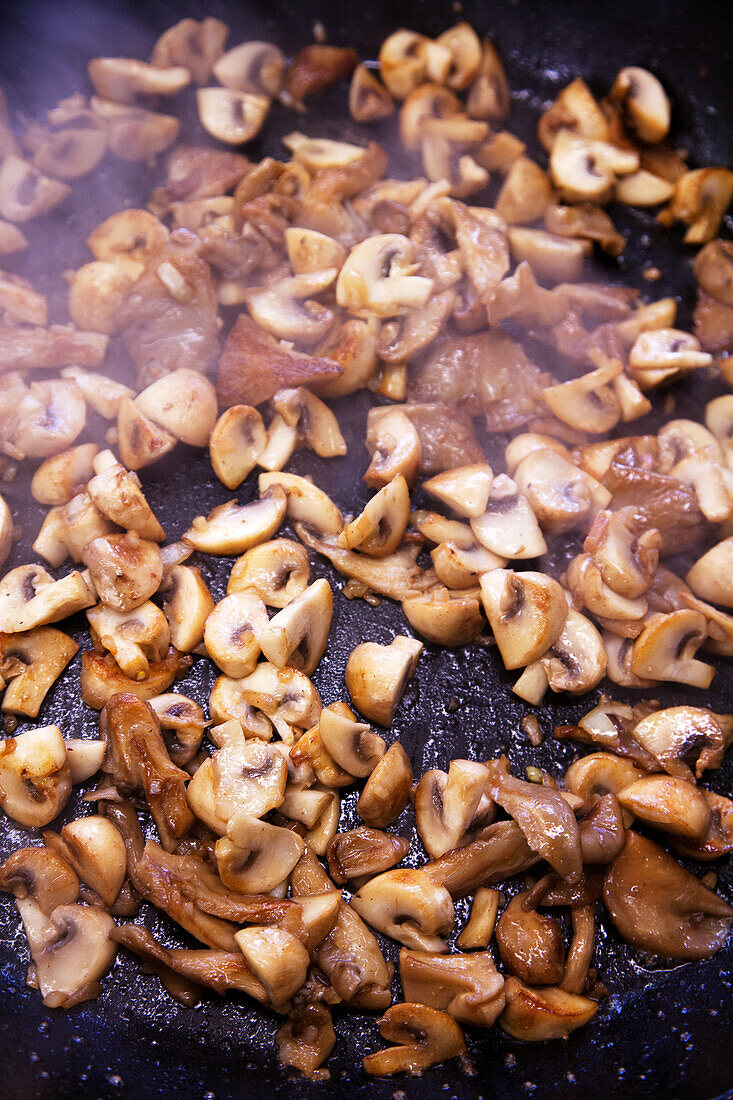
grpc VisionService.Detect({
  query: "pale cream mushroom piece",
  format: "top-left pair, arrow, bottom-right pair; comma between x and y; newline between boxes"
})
659,167 -> 733,244
610,66 -> 671,144
422,464 -> 493,519
435,22 -> 482,90
245,270 -> 336,347
162,564 -> 214,652
628,329 -> 712,385
470,474 -> 547,559
504,435 -> 572,477
377,30 -> 431,99
204,590 -> 269,678
86,209 -> 169,280
603,631 -> 657,689
567,553 -> 648,621
0,220 -> 27,253
64,739 -> 106,784
494,156 -> 553,225
91,97 -> 180,162
0,155 -> 70,222
337,476 -> 410,557
0,724 -> 71,826
631,705 -> 728,781
272,387 -> 347,458
0,564 -> 95,632
86,602 -> 170,681
284,227 -> 347,275
686,537 -> 733,607
617,776 -> 712,842
236,662 -> 322,729
508,226 -> 590,283
430,537 -> 506,590
514,450 -> 610,534
542,355 -> 623,434
59,816 -> 127,906
258,472 -> 343,535
415,759 -> 492,859
336,234 -> 433,318
583,510 -> 660,599
227,539 -> 310,609
0,493 -> 11,572
318,707 -> 386,778
0,627 -> 78,718
146,693 -> 206,766
478,130 -> 525,172
296,891 -> 343,948
30,443 -> 98,506
184,488 -> 287,555
479,569 -> 568,669
303,787 -> 341,856
117,398 -> 177,470
256,414 -> 297,473
209,405 -> 266,490
550,131 -> 639,203
456,887 -> 502,949
352,867 -> 455,952
82,532 -> 163,612
349,64 -> 394,123
60,367 -> 134,420
0,846 -> 79,915
68,261 -> 134,334
258,578 -> 333,676
86,457 -> 165,542
135,369 -> 218,448
695,240 -> 733,306
213,40 -> 284,95
279,787 -> 332,829
402,587 -> 484,647
216,809 -> 304,893
420,121 -> 490,200
537,77 -> 611,152
0,270 -> 46,324
614,170 -> 675,206
234,924 -> 309,1008
197,87 -> 269,144
282,132 -> 367,170
631,610 -> 713,689
670,452 -> 733,523
11,380 -> 87,459
88,58 -> 191,103
151,17 -> 229,84
289,719 -> 353,789
357,742 -> 413,829
185,757 -> 229,835
540,608 -> 607,694
212,735 -> 287,822
345,636 -> 422,726
398,83 -> 461,150
705,395 -> 733,467
499,978 -> 598,1041
363,1003 -> 466,1076
466,38 -> 510,120
313,317 -> 380,399
364,408 -> 422,489
17,901 -> 116,1009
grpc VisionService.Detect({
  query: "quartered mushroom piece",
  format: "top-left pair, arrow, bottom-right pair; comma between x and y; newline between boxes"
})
631,610 -> 713,689
88,58 -> 191,103
499,978 -> 598,1041
184,488 -> 287,555
216,810 -> 304,894
415,759 -> 492,858
480,569 -> 568,669
0,724 -> 71,826
352,867 -> 455,952
0,564 -> 95,633
58,816 -> 127,907
345,636 -> 422,726
258,579 -> 333,676
162,564 -> 214,652
349,64 -> 394,123
87,601 -> 169,680
204,590 -> 269,678
0,626 -> 78,718
470,474 -> 547,559
258,472 -> 343,536
338,476 -> 411,557
209,405 -> 266,490
357,742 -> 413,828
151,17 -> 229,84
213,41 -> 284,95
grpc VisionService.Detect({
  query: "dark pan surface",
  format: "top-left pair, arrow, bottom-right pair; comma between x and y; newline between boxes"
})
0,1 -> 732,1097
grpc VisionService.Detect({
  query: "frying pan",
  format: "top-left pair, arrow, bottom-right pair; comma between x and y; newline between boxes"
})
0,0 -> 732,1097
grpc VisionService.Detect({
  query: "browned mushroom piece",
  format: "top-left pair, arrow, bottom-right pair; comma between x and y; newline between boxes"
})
578,793 -> 627,864
276,1001 -> 336,1081
100,693 -> 195,851
357,742 -> 413,828
499,977 -> 598,1041
0,627 -> 78,718
0,846 -> 79,914
414,759 -> 493,858
345,636 -> 422,726
326,827 -> 409,885
363,1002 -> 466,1076
456,887 -> 501,949
0,724 -> 72,827
283,44 -> 358,103
631,705 -> 728,781
603,831 -> 733,959
16,901 -> 117,1008
495,891 -> 566,985
151,17 -> 228,84
399,948 -> 505,1027
425,819 -> 537,898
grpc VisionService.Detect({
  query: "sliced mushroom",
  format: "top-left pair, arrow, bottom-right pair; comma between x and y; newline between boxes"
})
630,610 -> 713,689
610,66 -> 671,144
455,887 -> 501,950
514,450 -> 609,534
542,355 -> 622,434
363,1003 -> 466,1076
466,38 -> 510,119
364,408 -> 422,488
86,208 -> 169,279
152,17 -> 228,84
213,40 -> 284,95
162,565 -> 214,652
258,579 -> 333,676
82,532 -> 162,612
347,64 -> 393,123
64,739 -> 106,784
30,443 -> 98,506
60,367 -> 133,419
336,234 -> 433,318
272,387 -> 346,458
0,627 -> 78,718
234,924 -> 309,1008
495,892 -> 566,985
415,759 -> 492,858
695,240 -> 733,307
686,537 -> 733,608
480,569 -> 568,669
228,539 -> 310,609
209,405 -> 266,490
352,867 -> 454,952
567,553 -> 647,621
423,464 -> 493,519
540,609 -> 607,695
398,83 -> 460,150
313,317 -> 379,399
81,649 -> 188,710
337,477 -> 410,558
603,831 -> 733,959
86,456 -> 164,542
18,902 -> 116,1009
284,228 -> 347,278
617,775 -> 712,841
499,978 -> 598,1041
357,742 -> 413,829
402,587 -> 484,647
327,827 -> 408,886
550,132 -> 639,203
148,693 -> 206,767
258,473 -> 343,536
345,636 -> 422,726
184,489 -> 287,555
11,379 -> 87,460
59,816 -> 127,907
0,155 -> 70,222
537,77 -> 610,152
0,846 -> 78,914
0,724 -> 71,826
92,97 -> 180,162
631,705 -> 726,781
236,661 -> 322,729
204,591 -> 269,678
470,474 -> 547,559
615,169 -> 675,206
628,328 -> 712,387
87,602 -> 169,681
212,736 -> 287,822
116,398 -> 177,471
245,271 -> 336,347
135,369 -> 218,448
583,510 -> 660,599
378,31 -> 431,99
0,564 -> 95,632
88,58 -> 190,103
495,156 -> 553,225
217,810 -> 304,893
659,167 -> 733,245
318,707 -> 386,778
